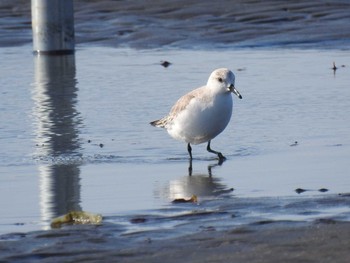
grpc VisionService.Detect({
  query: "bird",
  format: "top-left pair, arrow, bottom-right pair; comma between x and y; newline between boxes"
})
150,68 -> 242,161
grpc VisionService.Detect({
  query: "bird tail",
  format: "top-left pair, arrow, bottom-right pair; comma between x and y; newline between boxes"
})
150,118 -> 167,128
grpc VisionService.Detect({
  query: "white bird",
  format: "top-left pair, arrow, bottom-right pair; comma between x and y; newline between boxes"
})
150,68 -> 242,160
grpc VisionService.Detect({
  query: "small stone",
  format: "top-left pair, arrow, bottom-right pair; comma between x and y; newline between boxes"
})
332,62 -> 337,71
130,217 -> 147,224
161,61 -> 171,68
290,141 -> 298,146
295,188 -> 306,194
319,188 -> 329,192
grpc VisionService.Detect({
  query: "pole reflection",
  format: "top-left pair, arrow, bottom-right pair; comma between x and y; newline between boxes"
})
32,54 -> 82,227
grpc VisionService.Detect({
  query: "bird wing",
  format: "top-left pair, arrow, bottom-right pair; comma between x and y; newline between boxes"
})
150,86 -> 205,128
169,87 -> 204,117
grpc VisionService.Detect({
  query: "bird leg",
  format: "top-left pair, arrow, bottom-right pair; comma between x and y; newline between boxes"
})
188,159 -> 193,176
207,140 -> 226,161
187,143 -> 193,160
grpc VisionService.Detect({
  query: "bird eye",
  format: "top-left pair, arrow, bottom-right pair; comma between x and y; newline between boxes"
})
218,77 -> 223,83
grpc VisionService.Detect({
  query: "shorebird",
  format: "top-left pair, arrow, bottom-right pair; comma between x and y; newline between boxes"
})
150,68 -> 242,161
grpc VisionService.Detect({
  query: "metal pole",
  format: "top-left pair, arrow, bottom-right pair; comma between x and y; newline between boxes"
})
31,0 -> 75,55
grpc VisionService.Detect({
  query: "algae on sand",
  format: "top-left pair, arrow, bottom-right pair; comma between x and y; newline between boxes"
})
51,211 -> 102,228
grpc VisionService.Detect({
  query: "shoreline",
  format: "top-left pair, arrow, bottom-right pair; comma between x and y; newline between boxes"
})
1,191 -> 350,262
1,219 -> 350,262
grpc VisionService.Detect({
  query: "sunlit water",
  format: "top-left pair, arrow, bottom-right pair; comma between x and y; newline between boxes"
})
0,46 -> 350,235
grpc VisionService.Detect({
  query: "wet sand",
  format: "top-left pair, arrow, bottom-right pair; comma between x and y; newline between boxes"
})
1,191 -> 350,262
122,221 -> 350,263
1,219 -> 350,262
1,0 -> 350,262
1,0 -> 350,48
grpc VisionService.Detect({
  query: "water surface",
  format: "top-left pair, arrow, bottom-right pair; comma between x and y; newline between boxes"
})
0,46 -> 350,235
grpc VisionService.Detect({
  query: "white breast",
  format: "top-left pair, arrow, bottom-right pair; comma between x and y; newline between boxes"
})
168,92 -> 233,144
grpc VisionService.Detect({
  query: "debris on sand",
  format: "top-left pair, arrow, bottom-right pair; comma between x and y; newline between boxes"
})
172,195 -> 198,204
51,211 -> 102,228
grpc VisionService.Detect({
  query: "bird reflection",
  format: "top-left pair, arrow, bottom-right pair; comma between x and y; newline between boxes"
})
188,158 -> 224,176
32,54 -> 82,226
157,160 -> 232,201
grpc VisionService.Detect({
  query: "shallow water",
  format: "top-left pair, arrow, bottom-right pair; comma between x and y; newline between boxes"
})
0,46 -> 350,236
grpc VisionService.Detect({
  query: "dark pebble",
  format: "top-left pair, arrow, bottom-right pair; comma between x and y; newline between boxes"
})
290,141 -> 298,146
295,188 -> 307,194
338,193 -> 350,197
161,61 -> 171,68
332,62 -> 337,71
130,218 -> 147,224
318,188 -> 329,192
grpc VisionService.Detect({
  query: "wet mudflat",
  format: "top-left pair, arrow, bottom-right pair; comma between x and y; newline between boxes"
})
2,0 -> 350,49
1,45 -> 349,262
1,210 -> 350,262
1,0 -> 350,262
